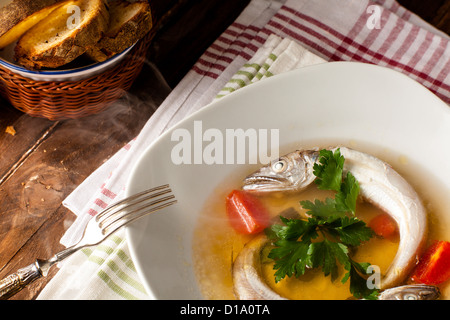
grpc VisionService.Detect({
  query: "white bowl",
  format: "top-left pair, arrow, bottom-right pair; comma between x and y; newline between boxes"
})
0,42 -> 134,81
125,61 -> 450,299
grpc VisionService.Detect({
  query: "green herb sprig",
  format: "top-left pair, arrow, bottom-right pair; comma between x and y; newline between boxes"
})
265,149 -> 378,300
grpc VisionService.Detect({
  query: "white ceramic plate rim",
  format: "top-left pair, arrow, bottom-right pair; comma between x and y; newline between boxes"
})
0,45 -> 133,75
0,43 -> 134,81
125,61 -> 450,300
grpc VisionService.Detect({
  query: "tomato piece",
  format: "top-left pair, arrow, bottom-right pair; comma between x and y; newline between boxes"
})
368,213 -> 398,239
226,190 -> 270,234
411,240 -> 450,285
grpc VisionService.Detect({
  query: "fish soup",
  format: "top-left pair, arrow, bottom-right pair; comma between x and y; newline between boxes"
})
192,146 -> 450,300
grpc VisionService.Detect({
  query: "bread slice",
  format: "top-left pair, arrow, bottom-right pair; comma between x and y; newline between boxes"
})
86,0 -> 152,62
15,0 -> 109,69
0,0 -> 69,49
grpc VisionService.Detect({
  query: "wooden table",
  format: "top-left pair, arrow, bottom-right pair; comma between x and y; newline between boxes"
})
0,0 -> 448,300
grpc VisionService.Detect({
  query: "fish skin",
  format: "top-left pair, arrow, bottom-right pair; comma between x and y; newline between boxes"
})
233,235 -> 439,300
232,234 -> 287,300
240,147 -> 428,290
378,284 -> 440,300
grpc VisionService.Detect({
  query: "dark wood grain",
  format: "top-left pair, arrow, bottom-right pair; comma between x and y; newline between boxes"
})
0,66 -> 172,299
398,0 -> 450,34
0,0 -> 448,300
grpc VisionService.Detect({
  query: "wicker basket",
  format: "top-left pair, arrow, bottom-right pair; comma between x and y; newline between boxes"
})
0,33 -> 151,121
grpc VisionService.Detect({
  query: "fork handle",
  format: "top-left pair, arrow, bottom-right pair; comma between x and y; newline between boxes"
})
0,262 -> 42,300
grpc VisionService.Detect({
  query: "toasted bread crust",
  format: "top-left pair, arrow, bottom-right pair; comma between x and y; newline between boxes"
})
0,0 -> 67,37
86,0 -> 152,62
15,0 -> 110,69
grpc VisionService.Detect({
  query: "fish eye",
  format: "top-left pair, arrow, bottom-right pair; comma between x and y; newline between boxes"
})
272,160 -> 287,173
404,294 -> 417,300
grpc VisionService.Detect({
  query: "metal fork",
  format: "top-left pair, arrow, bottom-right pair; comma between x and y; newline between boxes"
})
0,184 -> 176,300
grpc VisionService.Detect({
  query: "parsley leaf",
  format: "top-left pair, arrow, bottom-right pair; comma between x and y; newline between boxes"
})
336,216 -> 374,247
308,240 -> 349,281
266,215 -> 374,286
301,149 -> 360,218
265,216 -> 318,243
264,148 -> 378,300
345,260 -> 380,300
300,198 -> 346,220
335,171 -> 360,214
268,240 -> 311,282
313,149 -> 345,192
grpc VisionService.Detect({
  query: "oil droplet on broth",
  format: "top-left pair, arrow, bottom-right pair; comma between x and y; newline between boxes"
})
398,155 -> 409,165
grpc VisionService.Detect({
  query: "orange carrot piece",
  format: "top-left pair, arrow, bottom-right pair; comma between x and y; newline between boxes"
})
226,190 -> 270,234
368,213 -> 398,239
411,240 -> 450,285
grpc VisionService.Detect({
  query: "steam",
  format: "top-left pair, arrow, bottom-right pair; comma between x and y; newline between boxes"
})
1,60 -> 172,247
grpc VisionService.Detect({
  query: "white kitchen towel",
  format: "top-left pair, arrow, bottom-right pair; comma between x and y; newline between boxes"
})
38,0 -> 450,299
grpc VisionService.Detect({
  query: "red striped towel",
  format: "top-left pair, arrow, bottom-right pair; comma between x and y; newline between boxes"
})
41,0 -> 449,299
192,0 -> 449,103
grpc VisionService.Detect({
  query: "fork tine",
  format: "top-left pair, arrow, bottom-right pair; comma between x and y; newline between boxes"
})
99,193 -> 175,230
96,184 -> 171,223
98,191 -> 173,230
101,195 -> 177,236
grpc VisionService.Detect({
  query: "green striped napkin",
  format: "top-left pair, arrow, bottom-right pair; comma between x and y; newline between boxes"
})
38,229 -> 148,300
214,34 -> 325,100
